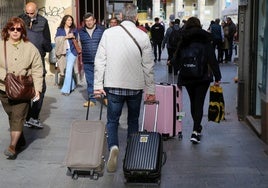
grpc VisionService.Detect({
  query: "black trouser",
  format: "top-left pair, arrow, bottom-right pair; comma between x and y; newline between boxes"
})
26,56 -> 47,120
213,39 -> 223,62
167,48 -> 176,74
185,82 -> 210,132
221,49 -> 228,61
227,38 -> 234,61
153,41 -> 162,60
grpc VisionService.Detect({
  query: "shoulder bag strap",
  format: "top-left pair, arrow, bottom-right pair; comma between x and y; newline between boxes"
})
119,24 -> 142,57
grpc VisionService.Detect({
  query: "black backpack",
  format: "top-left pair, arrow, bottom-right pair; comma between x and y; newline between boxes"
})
168,27 -> 181,50
179,42 -> 206,79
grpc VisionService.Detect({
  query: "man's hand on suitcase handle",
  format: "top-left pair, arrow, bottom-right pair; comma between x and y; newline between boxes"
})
145,94 -> 156,104
93,89 -> 106,98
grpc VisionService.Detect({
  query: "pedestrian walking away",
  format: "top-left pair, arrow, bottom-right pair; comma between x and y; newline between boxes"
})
19,1 -> 52,129
171,17 -> 222,144
151,17 -> 165,62
162,18 -> 181,74
93,3 -> 156,173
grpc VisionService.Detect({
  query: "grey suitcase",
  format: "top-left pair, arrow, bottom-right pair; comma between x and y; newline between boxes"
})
66,95 -> 106,180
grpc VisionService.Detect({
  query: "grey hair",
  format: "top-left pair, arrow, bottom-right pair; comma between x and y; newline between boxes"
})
121,3 -> 137,21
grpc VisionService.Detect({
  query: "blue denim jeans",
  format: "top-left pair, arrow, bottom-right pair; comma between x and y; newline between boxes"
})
83,63 -> 96,102
106,91 -> 142,149
61,49 -> 76,94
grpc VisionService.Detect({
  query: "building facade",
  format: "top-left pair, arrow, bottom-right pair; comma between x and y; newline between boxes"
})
237,0 -> 268,143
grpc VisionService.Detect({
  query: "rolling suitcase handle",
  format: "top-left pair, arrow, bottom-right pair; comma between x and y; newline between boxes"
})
142,100 -> 167,167
86,94 -> 104,120
141,100 -> 159,132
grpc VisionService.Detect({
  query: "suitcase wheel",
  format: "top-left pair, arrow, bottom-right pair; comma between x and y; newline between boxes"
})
162,133 -> 169,141
72,172 -> 78,180
93,173 -> 99,180
178,132 -> 183,140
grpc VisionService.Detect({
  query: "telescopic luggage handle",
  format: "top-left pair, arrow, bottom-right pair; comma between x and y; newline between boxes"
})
141,100 -> 159,132
86,94 -> 104,120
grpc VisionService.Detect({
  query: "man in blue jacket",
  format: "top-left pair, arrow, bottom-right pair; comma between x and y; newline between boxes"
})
79,12 -> 104,107
19,2 -> 52,129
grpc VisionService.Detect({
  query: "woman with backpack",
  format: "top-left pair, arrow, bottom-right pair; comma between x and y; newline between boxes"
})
170,17 -> 222,144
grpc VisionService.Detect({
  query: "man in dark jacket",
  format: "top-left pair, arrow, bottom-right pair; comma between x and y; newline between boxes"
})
210,18 -> 224,62
162,18 -> 181,74
151,17 -> 165,61
226,17 -> 237,62
19,2 -> 52,129
79,12 -> 104,107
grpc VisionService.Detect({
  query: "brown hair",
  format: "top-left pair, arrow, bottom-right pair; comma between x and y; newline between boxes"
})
184,17 -> 202,30
1,17 -> 28,41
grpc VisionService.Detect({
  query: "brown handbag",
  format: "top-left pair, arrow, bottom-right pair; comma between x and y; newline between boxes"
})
4,41 -> 35,101
72,39 -> 82,55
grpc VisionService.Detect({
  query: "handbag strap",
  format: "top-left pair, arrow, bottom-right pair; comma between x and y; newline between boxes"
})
119,24 -> 142,57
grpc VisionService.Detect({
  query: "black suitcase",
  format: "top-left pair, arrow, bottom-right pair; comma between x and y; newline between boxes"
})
123,101 -> 166,184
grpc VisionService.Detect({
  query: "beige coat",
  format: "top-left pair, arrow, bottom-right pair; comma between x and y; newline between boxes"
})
55,36 -> 67,75
222,26 -> 229,50
0,40 -> 43,93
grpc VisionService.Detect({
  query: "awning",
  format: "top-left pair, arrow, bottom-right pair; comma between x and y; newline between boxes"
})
222,2 -> 238,16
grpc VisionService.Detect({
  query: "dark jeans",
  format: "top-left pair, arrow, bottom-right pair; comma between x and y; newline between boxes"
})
221,49 -> 229,61
106,91 -> 142,149
227,38 -> 234,61
83,63 -> 96,102
26,56 -> 46,121
153,41 -> 162,60
213,39 -> 223,62
26,76 -> 46,120
185,82 -> 210,132
167,48 -> 177,74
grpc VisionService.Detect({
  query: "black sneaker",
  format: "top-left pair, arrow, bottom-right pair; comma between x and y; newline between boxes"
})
197,125 -> 202,137
190,131 -> 200,144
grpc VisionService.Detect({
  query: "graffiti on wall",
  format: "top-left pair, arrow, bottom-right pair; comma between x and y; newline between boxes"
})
38,6 -> 65,18
38,6 -> 70,24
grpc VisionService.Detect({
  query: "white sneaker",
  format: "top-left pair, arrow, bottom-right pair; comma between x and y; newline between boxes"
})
107,145 -> 119,173
27,118 -> 43,129
24,121 -> 32,128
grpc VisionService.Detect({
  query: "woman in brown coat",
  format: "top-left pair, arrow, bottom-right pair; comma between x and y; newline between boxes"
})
0,17 -> 43,159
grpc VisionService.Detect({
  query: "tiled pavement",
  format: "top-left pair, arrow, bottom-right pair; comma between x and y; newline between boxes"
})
1,49 -> 268,188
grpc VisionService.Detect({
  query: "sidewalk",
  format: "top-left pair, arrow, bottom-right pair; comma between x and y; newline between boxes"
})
1,49 -> 268,188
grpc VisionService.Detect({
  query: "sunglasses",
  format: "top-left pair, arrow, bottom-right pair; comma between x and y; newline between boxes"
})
10,27 -> 22,32
26,12 -> 35,15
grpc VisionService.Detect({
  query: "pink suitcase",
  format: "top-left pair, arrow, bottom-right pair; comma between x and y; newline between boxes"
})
144,83 -> 183,140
